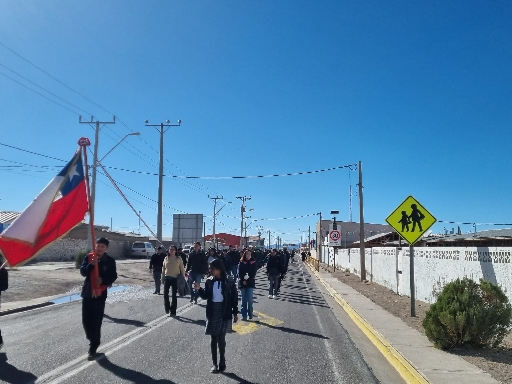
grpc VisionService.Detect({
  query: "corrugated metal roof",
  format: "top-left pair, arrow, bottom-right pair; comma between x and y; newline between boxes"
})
425,228 -> 512,242
0,211 -> 21,224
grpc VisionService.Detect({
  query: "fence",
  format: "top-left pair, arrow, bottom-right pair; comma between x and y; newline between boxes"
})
310,246 -> 512,304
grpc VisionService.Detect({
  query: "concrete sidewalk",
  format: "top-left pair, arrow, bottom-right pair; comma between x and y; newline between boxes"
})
312,266 -> 498,384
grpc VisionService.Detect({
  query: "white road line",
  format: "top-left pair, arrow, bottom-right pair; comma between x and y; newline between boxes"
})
35,300 -> 202,384
299,263 -> 344,383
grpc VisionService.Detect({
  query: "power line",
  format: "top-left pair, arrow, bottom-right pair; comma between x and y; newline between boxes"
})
82,163 -> 357,179
0,142 -> 67,162
0,40 -> 115,116
0,62 -> 94,116
0,41 -> 230,202
0,71 -> 81,115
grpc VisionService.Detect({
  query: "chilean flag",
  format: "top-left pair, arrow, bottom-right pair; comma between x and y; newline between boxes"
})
0,149 -> 89,267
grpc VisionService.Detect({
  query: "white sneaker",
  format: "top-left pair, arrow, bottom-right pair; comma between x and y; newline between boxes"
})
272,295 -> 275,299
268,295 -> 273,299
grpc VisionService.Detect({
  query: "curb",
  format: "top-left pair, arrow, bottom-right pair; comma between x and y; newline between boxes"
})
0,302 -> 54,316
306,263 -> 429,384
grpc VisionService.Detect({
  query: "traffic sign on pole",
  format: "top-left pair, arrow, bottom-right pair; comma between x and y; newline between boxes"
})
386,195 -> 436,317
328,225 -> 342,247
385,195 -> 436,246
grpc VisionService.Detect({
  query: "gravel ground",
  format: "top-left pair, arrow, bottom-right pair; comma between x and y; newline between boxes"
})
1,259 -> 154,303
321,264 -> 512,384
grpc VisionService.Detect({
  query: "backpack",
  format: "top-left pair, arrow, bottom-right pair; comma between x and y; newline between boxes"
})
0,266 -> 8,291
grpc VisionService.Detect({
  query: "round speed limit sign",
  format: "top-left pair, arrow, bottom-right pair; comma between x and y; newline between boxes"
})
329,230 -> 341,241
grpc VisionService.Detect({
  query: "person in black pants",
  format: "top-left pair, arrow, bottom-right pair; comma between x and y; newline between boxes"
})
277,249 -> 288,294
80,237 -> 117,360
186,242 -> 207,304
227,245 -> 240,278
149,246 -> 166,294
194,259 -> 238,373
162,246 -> 185,316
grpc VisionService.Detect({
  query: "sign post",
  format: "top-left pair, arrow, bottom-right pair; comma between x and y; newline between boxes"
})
386,196 -> 436,317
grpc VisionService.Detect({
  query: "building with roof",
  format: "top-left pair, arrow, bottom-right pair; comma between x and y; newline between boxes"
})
316,220 -> 392,248
350,228 -> 512,248
0,211 -> 21,233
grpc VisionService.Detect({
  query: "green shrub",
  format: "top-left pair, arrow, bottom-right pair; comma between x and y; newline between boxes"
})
422,277 -> 512,349
75,251 -> 88,269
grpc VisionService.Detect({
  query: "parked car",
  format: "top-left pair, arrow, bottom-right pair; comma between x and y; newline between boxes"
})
131,242 -> 156,259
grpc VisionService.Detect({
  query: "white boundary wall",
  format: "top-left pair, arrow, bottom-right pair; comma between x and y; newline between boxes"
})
313,246 -> 512,304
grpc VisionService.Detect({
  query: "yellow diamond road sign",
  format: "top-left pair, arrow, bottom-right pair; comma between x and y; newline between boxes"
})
386,196 -> 436,246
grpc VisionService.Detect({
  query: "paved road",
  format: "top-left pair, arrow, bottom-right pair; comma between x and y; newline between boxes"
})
0,261 -> 388,383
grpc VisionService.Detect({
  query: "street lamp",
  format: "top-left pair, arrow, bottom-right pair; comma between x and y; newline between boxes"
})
236,196 -> 251,249
99,132 -> 140,162
210,197 -> 231,249
244,216 -> 253,248
257,225 -> 264,248
86,129 -> 139,250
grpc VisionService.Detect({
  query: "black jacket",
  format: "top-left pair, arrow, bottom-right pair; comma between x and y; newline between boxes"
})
186,250 -> 207,274
266,255 -> 282,275
238,258 -> 257,289
179,252 -> 188,268
149,252 -> 166,271
228,250 -> 240,266
80,253 -> 118,300
218,255 -> 232,273
0,266 -> 8,294
197,276 -> 239,320
279,253 -> 288,274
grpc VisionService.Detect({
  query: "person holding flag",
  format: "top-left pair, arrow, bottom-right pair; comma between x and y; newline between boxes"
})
80,237 -> 117,360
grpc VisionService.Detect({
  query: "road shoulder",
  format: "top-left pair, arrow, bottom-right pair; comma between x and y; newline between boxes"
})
305,263 -> 498,384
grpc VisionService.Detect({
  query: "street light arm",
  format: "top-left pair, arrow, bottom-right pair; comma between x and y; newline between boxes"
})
99,132 -> 140,162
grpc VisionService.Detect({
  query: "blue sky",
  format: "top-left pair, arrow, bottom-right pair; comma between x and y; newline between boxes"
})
1,1 -> 511,244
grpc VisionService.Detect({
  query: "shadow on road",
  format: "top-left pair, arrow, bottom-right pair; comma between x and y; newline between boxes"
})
0,353 -> 37,384
220,371 -> 256,383
103,314 -> 146,327
273,295 -> 330,309
175,317 -> 206,327
255,322 -> 329,339
117,274 -> 148,282
97,355 -> 177,383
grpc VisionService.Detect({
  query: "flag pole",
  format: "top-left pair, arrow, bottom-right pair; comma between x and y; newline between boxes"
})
78,138 -> 99,298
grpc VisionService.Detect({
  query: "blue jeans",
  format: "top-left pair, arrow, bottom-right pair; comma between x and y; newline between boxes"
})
240,287 -> 254,319
231,265 -> 239,279
269,275 -> 279,296
188,273 -> 202,301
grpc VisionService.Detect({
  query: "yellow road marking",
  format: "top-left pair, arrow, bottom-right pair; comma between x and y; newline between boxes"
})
254,311 -> 284,327
306,263 -> 429,384
232,311 -> 283,335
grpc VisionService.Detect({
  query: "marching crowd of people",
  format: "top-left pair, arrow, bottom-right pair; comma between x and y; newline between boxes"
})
75,238 -> 308,373
0,236 -> 312,374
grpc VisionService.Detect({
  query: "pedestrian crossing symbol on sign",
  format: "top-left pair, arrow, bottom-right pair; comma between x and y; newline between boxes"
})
386,196 -> 436,245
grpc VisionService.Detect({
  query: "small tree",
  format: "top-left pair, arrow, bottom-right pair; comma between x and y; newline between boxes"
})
423,277 -> 512,349
75,251 -> 88,269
